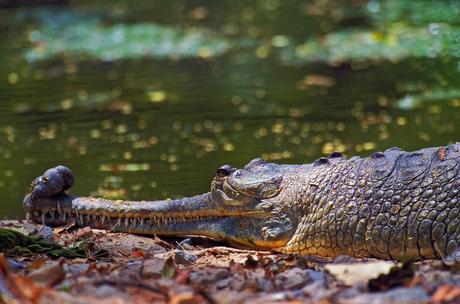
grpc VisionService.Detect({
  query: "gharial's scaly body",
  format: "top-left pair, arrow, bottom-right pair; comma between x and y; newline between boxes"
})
24,144 -> 460,261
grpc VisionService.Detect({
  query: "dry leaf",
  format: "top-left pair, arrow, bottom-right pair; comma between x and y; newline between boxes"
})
431,285 -> 460,303
0,255 -> 43,304
130,249 -> 145,258
53,221 -> 76,234
27,261 -> 65,287
75,226 -> 94,240
29,257 -> 47,270
142,254 -> 169,278
325,261 -> 398,286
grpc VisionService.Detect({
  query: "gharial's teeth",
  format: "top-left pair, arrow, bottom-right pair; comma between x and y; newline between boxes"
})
79,214 -> 84,224
114,217 -> 121,228
62,212 -> 66,222
101,215 -> 106,225
41,213 -> 45,225
150,216 -> 158,225
125,217 -> 129,226
26,212 -> 31,221
140,218 -> 144,226
57,203 -> 61,214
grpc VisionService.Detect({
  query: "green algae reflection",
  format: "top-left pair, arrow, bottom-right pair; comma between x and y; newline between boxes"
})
26,21 -> 233,62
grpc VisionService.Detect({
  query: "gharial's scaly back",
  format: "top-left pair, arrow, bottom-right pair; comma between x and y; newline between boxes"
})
282,145 -> 460,260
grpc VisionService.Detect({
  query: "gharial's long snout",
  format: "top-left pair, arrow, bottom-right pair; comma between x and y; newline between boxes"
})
24,165 -> 290,250
24,166 -> 217,228
24,190 -> 218,235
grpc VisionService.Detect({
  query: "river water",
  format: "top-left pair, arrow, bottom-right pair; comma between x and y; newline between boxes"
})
0,0 -> 459,217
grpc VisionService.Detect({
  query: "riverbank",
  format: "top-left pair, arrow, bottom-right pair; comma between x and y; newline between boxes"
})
1,220 -> 459,303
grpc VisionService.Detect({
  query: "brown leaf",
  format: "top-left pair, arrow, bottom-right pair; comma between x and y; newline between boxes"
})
0,255 -> 43,304
431,285 -> 460,303
130,249 -> 145,258
189,268 -> 229,286
276,268 -> 306,289
53,221 -> 76,234
174,269 -> 190,284
29,257 -> 47,270
142,254 -> 172,279
0,255 -> 24,303
214,290 -> 251,304
75,226 -> 94,240
27,261 -> 65,287
169,291 -> 203,304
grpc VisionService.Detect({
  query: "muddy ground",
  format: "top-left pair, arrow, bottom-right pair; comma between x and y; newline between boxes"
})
1,220 -> 460,304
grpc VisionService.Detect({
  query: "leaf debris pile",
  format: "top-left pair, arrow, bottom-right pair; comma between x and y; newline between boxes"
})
1,220 -> 460,304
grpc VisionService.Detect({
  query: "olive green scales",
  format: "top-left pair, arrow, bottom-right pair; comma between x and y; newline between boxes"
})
24,144 -> 460,261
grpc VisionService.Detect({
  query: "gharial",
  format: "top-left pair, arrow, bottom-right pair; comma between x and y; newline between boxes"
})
24,144 -> 460,262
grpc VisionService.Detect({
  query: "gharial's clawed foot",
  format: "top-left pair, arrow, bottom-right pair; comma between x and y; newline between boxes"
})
442,248 -> 460,268
30,166 -> 75,199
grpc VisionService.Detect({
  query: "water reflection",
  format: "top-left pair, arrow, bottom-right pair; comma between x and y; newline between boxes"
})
0,0 -> 459,217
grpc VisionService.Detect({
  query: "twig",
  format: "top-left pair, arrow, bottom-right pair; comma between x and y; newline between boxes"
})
187,246 -> 272,256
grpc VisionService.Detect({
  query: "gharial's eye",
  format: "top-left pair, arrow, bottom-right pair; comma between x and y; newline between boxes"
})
216,164 -> 234,178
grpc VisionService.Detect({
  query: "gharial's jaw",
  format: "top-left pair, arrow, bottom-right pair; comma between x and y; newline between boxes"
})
23,165 -> 297,251
23,193 -> 294,251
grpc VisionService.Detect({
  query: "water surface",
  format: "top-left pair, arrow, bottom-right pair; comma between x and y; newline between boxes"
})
0,0 -> 459,218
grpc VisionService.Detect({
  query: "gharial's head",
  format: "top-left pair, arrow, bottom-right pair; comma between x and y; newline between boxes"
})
24,159 -> 300,252
204,158 -> 298,250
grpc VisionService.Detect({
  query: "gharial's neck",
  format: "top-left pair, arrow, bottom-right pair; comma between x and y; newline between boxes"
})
281,160 -> 361,255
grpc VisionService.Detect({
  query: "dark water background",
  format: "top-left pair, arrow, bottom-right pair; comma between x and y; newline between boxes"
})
0,0 -> 459,218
